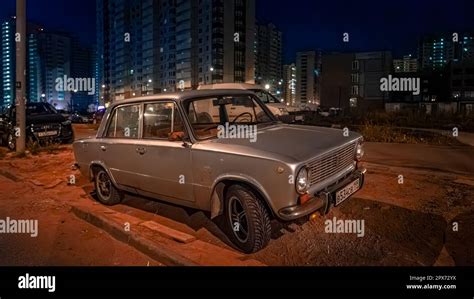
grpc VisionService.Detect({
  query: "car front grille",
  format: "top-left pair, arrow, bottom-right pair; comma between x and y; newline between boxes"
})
32,123 -> 61,136
307,142 -> 357,186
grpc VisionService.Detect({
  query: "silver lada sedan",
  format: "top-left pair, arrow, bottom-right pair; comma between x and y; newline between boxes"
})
73,89 -> 365,253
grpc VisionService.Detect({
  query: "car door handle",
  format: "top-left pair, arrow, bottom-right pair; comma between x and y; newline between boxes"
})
100,145 -> 107,151
136,147 -> 147,155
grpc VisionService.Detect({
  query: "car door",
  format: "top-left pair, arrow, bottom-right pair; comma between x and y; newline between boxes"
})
100,103 -> 143,192
134,101 -> 195,203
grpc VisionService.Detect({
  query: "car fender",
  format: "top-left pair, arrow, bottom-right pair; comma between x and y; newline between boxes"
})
209,173 -> 275,219
88,160 -> 119,187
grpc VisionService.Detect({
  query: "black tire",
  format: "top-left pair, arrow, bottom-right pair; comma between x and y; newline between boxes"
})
93,168 -> 123,205
224,185 -> 271,253
7,133 -> 15,151
63,132 -> 75,144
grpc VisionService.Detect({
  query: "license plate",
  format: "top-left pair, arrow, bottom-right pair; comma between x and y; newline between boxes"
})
335,178 -> 360,206
38,130 -> 58,137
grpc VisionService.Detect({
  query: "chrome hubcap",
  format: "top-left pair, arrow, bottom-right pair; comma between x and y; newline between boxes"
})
97,171 -> 111,201
8,134 -> 14,150
228,196 -> 249,243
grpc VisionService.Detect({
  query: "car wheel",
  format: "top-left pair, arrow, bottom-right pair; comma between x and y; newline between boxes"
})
7,133 -> 15,151
224,185 -> 271,253
94,168 -> 123,205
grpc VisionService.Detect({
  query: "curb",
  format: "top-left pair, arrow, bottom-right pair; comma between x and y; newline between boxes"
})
70,201 -> 266,266
71,204 -> 198,266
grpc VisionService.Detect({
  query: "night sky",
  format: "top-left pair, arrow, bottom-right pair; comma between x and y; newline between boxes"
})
2,0 -> 474,63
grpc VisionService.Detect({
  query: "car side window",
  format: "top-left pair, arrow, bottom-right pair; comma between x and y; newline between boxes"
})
106,104 -> 140,138
143,102 -> 185,141
188,98 -> 220,124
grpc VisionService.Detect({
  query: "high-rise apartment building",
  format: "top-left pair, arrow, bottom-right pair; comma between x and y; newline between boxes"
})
1,18 -> 44,109
282,63 -> 296,106
1,17 -> 15,109
295,51 -> 321,105
419,33 -> 474,70
97,0 -> 256,103
36,31 -> 73,110
255,22 -> 282,93
1,16 -> 94,111
71,41 -> 95,112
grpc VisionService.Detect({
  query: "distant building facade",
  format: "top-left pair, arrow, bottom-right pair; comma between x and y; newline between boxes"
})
450,61 -> 474,114
393,55 -> 418,73
320,51 -> 392,110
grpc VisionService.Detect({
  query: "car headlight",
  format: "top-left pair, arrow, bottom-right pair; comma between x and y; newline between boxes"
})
296,167 -> 309,194
355,139 -> 364,161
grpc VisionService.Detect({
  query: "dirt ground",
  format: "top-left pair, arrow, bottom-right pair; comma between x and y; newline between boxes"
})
0,143 -> 473,266
0,148 -> 162,266
250,165 -> 474,266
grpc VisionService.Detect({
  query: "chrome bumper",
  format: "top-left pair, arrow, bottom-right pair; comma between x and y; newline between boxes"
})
278,168 -> 366,221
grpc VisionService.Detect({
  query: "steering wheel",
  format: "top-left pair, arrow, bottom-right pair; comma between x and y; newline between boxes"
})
201,125 -> 218,132
231,112 -> 253,124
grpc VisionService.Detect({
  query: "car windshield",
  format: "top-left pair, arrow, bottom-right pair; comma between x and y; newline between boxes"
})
25,103 -> 57,116
184,95 -> 275,140
251,89 -> 280,104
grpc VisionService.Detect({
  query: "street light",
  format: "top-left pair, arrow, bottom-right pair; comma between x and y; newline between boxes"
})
265,84 -> 270,90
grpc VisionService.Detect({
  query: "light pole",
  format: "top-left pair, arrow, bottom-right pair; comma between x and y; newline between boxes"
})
15,0 -> 27,153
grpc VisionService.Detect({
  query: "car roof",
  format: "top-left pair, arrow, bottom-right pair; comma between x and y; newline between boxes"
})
108,89 -> 256,109
197,83 -> 264,90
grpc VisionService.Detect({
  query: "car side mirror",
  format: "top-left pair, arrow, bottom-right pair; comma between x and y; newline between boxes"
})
181,135 -> 192,148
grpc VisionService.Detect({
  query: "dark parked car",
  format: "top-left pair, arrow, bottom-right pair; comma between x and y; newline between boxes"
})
0,102 -> 74,150
92,108 -> 106,124
70,112 -> 90,124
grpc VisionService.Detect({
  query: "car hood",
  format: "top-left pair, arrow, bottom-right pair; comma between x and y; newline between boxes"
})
203,124 -> 361,163
26,114 -> 66,126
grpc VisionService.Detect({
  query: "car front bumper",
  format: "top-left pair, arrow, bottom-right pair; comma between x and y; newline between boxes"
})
278,167 -> 366,221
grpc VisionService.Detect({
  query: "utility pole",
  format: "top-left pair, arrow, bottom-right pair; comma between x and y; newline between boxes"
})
15,0 -> 27,153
